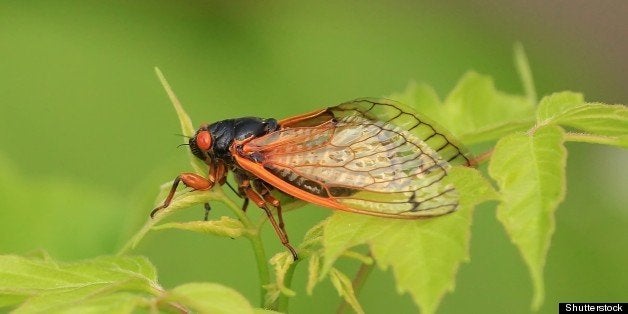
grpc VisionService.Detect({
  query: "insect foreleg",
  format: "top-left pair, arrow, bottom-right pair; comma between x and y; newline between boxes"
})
150,172 -> 215,218
203,203 -> 211,221
241,198 -> 250,212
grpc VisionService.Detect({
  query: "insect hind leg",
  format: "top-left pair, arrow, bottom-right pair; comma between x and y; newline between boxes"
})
240,179 -> 298,260
253,180 -> 288,242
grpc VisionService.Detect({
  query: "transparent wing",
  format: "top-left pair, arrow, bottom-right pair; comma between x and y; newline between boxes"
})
242,98 -> 470,218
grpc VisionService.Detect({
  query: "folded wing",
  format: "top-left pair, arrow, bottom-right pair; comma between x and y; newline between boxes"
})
239,98 -> 470,218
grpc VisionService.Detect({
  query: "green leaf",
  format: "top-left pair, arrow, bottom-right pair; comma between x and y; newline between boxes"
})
166,283 -> 256,314
536,92 -> 627,146
459,119 -> 535,145
329,268 -> 365,314
14,290 -> 144,314
443,72 -> 534,138
536,91 -> 585,122
299,219 -> 326,250
155,67 -> 207,175
254,309 -> 283,314
262,284 -> 281,310
0,255 -> 158,312
340,250 -> 373,265
390,72 -> 535,145
322,167 -> 496,314
153,216 -> 246,238
151,182 -> 220,219
388,81 -> 443,122
564,132 -> 628,148
514,42 -> 537,105
488,125 -> 567,310
268,252 -> 296,297
306,252 -> 321,295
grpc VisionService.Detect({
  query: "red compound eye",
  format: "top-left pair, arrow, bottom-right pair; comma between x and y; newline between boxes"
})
196,130 -> 212,150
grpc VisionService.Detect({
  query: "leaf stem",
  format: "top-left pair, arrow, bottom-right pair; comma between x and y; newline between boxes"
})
469,148 -> 494,166
337,261 -> 374,314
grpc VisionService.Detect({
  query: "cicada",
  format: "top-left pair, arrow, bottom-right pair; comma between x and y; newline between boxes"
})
151,98 -> 471,260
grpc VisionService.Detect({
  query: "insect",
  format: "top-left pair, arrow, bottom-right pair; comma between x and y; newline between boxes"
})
151,98 -> 471,260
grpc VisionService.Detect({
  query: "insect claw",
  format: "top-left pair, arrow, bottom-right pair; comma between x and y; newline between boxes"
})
288,246 -> 299,261
150,205 -> 164,218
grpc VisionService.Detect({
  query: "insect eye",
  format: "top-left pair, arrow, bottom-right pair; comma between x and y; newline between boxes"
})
196,130 -> 212,151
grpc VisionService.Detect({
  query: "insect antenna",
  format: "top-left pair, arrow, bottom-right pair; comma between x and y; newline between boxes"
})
174,133 -> 192,139
176,143 -> 190,148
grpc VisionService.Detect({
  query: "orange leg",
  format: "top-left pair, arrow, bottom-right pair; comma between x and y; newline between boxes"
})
150,172 -> 214,218
241,180 -> 298,260
253,181 -> 288,242
267,195 -> 287,241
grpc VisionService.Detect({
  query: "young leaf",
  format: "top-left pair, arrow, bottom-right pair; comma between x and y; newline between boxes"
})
536,92 -> 627,147
322,167 -> 496,314
550,102 -> 627,136
269,252 -> 297,297
388,81 -> 443,123
306,252 -> 321,295
153,216 -> 246,238
13,289 -> 144,314
329,268 -> 365,314
340,250 -> 373,265
262,284 -> 281,310
443,72 -> 534,138
488,125 -> 567,310
390,73 -> 535,145
459,120 -> 535,145
255,309 -> 283,314
165,283 -> 256,314
299,219 -> 326,250
0,255 -> 158,312
564,132 -> 628,148
536,91 -> 584,122
514,42 -> 537,105
155,67 -> 196,138
155,67 -> 207,175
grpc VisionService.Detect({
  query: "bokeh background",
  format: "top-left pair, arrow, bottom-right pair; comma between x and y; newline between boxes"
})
1,1 -> 626,313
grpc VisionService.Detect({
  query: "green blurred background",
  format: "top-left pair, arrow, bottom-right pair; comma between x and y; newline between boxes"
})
1,1 -> 626,313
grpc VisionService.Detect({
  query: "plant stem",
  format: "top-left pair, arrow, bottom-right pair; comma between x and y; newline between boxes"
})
247,232 -> 271,307
337,261 -> 374,314
216,189 -> 272,308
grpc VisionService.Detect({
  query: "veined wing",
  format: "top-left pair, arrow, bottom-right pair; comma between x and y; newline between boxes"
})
239,98 -> 470,218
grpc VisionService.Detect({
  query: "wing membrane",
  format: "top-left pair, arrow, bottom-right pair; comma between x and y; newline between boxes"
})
240,98 -> 470,218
